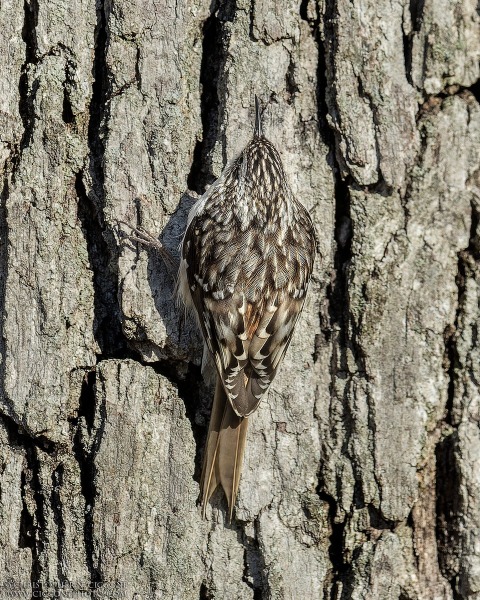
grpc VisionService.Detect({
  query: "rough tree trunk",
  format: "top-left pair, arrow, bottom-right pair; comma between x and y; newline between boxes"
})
0,0 -> 479,598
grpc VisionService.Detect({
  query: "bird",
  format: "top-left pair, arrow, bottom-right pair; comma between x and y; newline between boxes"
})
176,97 -> 317,519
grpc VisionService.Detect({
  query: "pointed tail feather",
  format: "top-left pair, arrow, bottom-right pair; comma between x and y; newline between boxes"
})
201,379 -> 249,519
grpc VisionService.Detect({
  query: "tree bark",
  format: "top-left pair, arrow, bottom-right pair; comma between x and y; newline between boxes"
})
0,0 -> 479,598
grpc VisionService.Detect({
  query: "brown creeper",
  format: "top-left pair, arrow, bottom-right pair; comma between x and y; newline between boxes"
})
178,97 -> 316,518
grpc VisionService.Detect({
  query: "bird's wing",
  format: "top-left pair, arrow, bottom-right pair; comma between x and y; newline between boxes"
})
246,294 -> 306,405
246,212 -> 315,405
184,210 -> 315,417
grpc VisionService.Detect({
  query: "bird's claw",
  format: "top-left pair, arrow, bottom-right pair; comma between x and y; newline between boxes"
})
117,219 -> 179,275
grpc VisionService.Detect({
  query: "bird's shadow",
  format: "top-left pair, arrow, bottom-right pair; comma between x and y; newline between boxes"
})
138,193 -> 203,371
118,192 -> 215,486
144,193 -> 219,492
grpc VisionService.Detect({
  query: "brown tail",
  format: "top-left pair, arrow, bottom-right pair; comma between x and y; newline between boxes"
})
200,378 -> 249,520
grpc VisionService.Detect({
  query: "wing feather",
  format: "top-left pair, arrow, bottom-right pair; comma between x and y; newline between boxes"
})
183,200 -> 315,418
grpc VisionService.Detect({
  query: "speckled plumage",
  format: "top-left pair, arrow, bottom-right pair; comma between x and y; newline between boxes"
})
178,100 -> 316,518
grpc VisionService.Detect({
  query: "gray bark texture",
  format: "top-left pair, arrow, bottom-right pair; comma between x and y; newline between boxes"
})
0,0 -> 479,598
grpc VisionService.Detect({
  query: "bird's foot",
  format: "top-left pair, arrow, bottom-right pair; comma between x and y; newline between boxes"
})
117,220 -> 179,275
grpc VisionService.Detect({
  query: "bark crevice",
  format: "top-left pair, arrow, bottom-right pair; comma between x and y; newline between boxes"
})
19,0 -> 39,154
187,0 -> 236,193
317,487 -> 348,599
72,367 -> 104,587
76,171 -> 131,360
436,198 -> 480,597
316,5 -> 357,592
50,464 -> 66,586
26,447 -> 46,600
